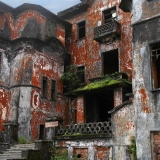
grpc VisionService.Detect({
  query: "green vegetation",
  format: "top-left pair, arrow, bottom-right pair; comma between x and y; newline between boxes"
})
18,136 -> 32,144
60,65 -> 84,92
128,136 -> 137,160
73,73 -> 131,93
51,148 -> 77,160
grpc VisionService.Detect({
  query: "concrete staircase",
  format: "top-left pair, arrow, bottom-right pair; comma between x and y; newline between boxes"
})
0,143 -> 35,160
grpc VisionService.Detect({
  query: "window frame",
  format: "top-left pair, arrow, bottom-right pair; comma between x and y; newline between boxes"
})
77,20 -> 86,39
102,6 -> 117,24
150,42 -> 160,90
41,77 -> 48,98
0,52 -> 2,74
77,66 -> 85,84
50,79 -> 56,101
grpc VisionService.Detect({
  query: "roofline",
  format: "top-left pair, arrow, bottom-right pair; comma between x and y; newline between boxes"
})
0,2 -> 72,32
57,0 -> 89,18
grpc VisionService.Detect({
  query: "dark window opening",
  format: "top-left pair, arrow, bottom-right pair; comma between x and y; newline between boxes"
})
103,49 -> 119,75
77,66 -> 85,84
103,7 -> 116,24
85,89 -> 114,123
77,21 -> 85,39
51,80 -> 56,100
0,53 -> 1,73
39,124 -> 45,140
151,43 -> 160,89
122,86 -> 133,102
42,77 -> 48,97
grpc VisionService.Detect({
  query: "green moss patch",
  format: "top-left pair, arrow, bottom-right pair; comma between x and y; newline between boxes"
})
73,77 -> 131,93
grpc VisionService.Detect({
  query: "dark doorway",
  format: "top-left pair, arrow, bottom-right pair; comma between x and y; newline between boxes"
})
85,89 -> 114,123
39,124 -> 45,140
103,49 -> 119,75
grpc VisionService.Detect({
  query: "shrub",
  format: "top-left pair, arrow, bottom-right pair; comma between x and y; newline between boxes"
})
18,136 -> 31,144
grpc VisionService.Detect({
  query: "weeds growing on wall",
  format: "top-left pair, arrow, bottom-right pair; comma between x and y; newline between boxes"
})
51,148 -> 78,160
128,136 -> 137,160
60,65 -> 84,92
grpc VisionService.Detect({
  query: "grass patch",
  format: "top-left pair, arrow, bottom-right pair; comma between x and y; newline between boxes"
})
18,136 -> 32,144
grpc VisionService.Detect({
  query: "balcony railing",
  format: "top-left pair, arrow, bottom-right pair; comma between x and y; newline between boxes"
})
94,19 -> 121,42
54,121 -> 112,139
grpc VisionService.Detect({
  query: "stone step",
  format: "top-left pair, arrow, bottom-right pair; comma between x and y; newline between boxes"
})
0,143 -> 35,160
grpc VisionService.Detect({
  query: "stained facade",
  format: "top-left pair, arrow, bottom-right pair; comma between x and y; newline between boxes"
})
0,0 -> 159,159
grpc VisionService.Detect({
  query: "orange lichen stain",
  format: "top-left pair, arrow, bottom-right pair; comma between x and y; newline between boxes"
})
140,88 -> 150,113
143,107 -> 150,114
126,121 -> 135,130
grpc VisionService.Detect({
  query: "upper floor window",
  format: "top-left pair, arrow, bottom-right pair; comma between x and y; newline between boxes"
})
0,53 -> 2,73
102,49 -> 119,75
151,43 -> 160,89
42,77 -> 48,98
103,7 -> 116,24
51,80 -> 56,100
77,66 -> 85,84
77,21 -> 86,39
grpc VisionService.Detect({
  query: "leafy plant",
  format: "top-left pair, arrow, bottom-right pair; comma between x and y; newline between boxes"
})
60,65 -> 84,92
18,136 -> 31,144
128,136 -> 137,160
51,148 -> 77,160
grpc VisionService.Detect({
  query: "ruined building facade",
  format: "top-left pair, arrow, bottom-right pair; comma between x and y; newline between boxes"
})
0,0 -> 159,159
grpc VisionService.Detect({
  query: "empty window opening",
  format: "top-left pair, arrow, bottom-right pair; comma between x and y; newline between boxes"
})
151,43 -> 160,89
122,86 -> 132,102
103,49 -> 119,75
85,89 -> 114,123
77,21 -> 85,39
42,77 -> 48,97
77,66 -> 85,84
103,7 -> 116,24
51,80 -> 56,100
0,53 -> 1,72
39,124 -> 45,140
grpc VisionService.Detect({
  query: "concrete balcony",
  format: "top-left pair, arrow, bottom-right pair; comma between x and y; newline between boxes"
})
94,19 -> 121,43
53,121 -> 112,140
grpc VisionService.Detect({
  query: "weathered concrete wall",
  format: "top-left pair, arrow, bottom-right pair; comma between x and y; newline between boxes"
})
132,0 -> 160,157
132,0 -> 160,24
0,4 -> 70,141
64,139 -> 113,160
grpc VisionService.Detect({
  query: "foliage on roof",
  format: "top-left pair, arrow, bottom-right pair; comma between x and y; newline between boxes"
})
73,73 -> 131,93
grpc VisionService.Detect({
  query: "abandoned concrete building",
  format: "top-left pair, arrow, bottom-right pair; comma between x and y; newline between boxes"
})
0,0 -> 159,159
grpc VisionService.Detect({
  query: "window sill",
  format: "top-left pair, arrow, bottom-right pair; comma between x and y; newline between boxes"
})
151,88 -> 160,92
75,37 -> 86,42
40,96 -> 48,100
50,99 -> 56,102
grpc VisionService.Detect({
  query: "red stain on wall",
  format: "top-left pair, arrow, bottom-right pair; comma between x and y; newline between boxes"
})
140,88 -> 150,113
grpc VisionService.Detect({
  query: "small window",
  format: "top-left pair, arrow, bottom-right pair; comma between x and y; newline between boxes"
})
77,21 -> 85,39
51,80 -> 56,100
151,43 -> 160,89
42,77 -> 48,97
0,53 -> 2,72
103,7 -> 116,24
77,66 -> 85,84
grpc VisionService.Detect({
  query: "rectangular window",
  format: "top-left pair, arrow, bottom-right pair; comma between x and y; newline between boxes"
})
51,80 -> 56,100
103,49 -> 119,75
0,53 -> 2,73
77,66 -> 85,84
103,7 -> 116,24
42,77 -> 48,97
151,43 -> 160,89
77,21 -> 85,39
